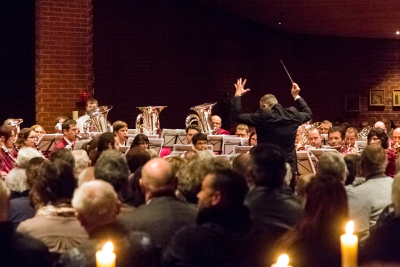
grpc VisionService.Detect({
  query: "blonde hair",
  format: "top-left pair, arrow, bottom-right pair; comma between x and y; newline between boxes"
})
236,124 -> 249,133
260,94 -> 278,108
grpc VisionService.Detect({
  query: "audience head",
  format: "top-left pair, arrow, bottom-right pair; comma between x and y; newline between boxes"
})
78,166 -> 95,187
328,126 -> 345,148
26,157 -> 46,208
185,125 -> 201,145
393,127 -> 400,143
197,169 -> 248,211
250,143 -> 286,188
295,173 -> 315,202
259,94 -> 278,109
86,98 -> 98,111
361,145 -> 387,178
316,153 -> 347,183
15,128 -> 37,149
97,132 -> 120,154
367,128 -> 389,149
49,148 -> 75,168
141,158 -> 175,201
72,180 -> 120,232
31,124 -> 45,138
0,180 -> 10,221
391,173 -> 400,216
112,120 -> 128,145
320,120 -> 332,134
131,134 -> 149,150
345,127 -> 358,147
71,150 -> 89,177
0,125 -> 16,148
307,127 -> 321,148
17,147 -> 42,168
126,146 -> 151,174
62,119 -> 78,142
211,115 -> 222,131
249,131 -> 257,146
232,153 -> 253,188
6,168 -> 28,193
344,154 -> 361,186
236,124 -> 249,138
192,133 -> 208,151
94,150 -> 129,195
84,135 -> 100,166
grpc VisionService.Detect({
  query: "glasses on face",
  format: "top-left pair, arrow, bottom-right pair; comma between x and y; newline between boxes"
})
27,136 -> 37,140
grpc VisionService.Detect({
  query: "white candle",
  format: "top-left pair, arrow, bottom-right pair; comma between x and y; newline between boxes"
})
340,221 -> 358,267
272,254 -> 291,267
96,242 -> 115,267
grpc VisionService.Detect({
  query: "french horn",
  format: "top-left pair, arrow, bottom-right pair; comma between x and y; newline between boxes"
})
4,118 -> 23,135
135,106 -> 166,135
82,105 -> 113,133
185,102 -> 216,134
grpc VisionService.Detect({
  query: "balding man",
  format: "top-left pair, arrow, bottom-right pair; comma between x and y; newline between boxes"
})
212,115 -> 229,135
307,127 -> 322,149
393,127 -> 400,144
120,158 -> 197,249
375,121 -> 394,146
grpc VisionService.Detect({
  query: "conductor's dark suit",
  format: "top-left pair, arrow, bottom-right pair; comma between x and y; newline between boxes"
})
230,96 -> 312,171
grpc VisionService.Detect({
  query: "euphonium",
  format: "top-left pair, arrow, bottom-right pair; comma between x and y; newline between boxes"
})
357,126 -> 372,140
82,105 -> 113,133
135,106 -> 166,135
185,103 -> 216,134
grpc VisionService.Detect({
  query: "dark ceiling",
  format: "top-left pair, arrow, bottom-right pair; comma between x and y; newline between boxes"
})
195,0 -> 400,39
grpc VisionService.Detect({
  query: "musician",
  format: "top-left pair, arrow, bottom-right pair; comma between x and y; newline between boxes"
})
367,128 -> 395,178
131,134 -> 149,150
328,126 -> 347,154
15,128 -> 38,150
249,131 -> 257,147
54,116 -> 68,134
320,120 -> 332,134
344,127 -> 358,154
375,121 -> 394,146
211,116 -> 229,135
192,133 -> 208,151
4,118 -> 22,136
307,127 -> 322,149
112,120 -> 128,146
76,98 -> 98,133
393,128 -> 400,143
31,125 -> 46,139
0,125 -> 18,178
235,124 -> 249,138
230,78 -> 312,172
382,117 -> 395,139
55,119 -> 79,150
186,125 -> 201,145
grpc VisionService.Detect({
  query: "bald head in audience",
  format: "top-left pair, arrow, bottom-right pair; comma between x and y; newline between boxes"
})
141,158 -> 176,201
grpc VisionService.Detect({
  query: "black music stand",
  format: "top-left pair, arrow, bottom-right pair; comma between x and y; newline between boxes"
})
296,151 -> 316,175
207,135 -> 223,153
37,134 -> 64,155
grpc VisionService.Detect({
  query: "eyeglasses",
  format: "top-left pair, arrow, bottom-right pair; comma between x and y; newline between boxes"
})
27,136 -> 38,140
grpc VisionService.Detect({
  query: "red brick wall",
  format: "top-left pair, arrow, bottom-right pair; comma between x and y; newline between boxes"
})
35,0 -> 93,133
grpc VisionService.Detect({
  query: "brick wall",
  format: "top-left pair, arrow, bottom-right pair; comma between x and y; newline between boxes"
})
35,0 -> 93,133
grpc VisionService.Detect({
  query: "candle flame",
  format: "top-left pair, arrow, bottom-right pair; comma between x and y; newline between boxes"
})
346,221 -> 354,235
102,242 -> 114,254
277,254 -> 289,266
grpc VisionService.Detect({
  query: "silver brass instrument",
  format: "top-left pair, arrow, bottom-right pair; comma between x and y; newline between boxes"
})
185,102 -> 216,134
4,118 -> 23,136
135,106 -> 166,135
82,105 -> 113,133
357,126 -> 372,140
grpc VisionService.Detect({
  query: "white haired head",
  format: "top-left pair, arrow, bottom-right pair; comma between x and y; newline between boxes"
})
5,168 -> 28,192
17,147 -> 42,169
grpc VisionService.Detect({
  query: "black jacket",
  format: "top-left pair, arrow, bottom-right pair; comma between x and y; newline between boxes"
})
230,96 -> 312,171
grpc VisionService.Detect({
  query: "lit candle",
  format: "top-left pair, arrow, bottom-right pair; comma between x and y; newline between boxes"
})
340,221 -> 358,267
72,111 -> 79,120
272,254 -> 291,267
96,242 -> 115,267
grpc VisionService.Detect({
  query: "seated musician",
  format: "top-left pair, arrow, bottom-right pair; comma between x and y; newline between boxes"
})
76,98 -> 98,133
15,128 -> 38,150
192,133 -> 208,151
211,115 -> 229,135
367,128 -> 395,178
328,126 -> 347,154
235,124 -> 249,138
307,127 -> 323,149
186,125 -> 201,145
375,121 -> 394,146
131,134 -> 149,150
31,124 -> 46,139
112,120 -> 128,146
320,120 -> 332,134
0,125 -> 18,178
54,116 -> 68,134
344,127 -> 358,154
249,131 -> 257,147
55,119 -> 79,150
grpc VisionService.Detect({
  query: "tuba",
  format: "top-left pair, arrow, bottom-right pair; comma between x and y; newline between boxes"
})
135,106 -> 166,135
82,105 -> 113,133
185,103 -> 216,134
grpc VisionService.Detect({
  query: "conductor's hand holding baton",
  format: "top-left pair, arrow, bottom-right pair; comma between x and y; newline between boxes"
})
291,83 -> 301,100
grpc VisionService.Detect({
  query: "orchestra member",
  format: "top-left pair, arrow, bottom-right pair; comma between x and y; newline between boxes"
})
54,116 -> 68,134
235,124 -> 249,138
211,115 -> 229,135
0,125 -> 18,178
15,128 -> 38,150
345,127 -> 358,154
393,127 -> 400,144
186,125 -> 201,145
382,117 -> 395,139
320,120 -> 332,135
230,78 -> 312,173
367,128 -> 395,178
328,126 -> 347,154
31,125 -> 46,139
4,118 -> 22,136
113,120 -> 128,146
375,121 -> 394,146
249,131 -> 257,147
55,119 -> 78,150
131,134 -> 149,150
307,127 -> 322,149
76,98 -> 99,133
192,133 -> 208,151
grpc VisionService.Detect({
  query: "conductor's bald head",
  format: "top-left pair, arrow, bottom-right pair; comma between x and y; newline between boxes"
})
141,158 -> 176,200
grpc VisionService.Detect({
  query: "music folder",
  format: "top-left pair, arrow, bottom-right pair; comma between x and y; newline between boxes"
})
296,151 -> 316,175
233,145 -> 252,154
309,148 -> 340,161
127,129 -> 137,135
173,144 -> 195,152
207,135 -> 223,153
74,139 -> 92,150
222,136 -> 248,155
355,141 -> 367,154
149,138 -> 164,156
37,134 -> 64,153
119,145 -> 130,154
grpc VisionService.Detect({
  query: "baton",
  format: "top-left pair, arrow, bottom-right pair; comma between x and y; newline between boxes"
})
280,59 -> 294,84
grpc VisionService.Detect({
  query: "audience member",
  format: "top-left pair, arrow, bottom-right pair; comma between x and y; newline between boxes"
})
232,153 -> 253,189
97,132 -> 120,155
316,152 -> 347,183
71,150 -> 89,178
16,147 -> 42,168
126,146 -> 151,174
120,158 -> 197,249
25,157 -> 46,209
344,154 -> 362,186
192,133 -> 208,151
295,173 -> 314,203
77,166 -> 95,187
0,180 -> 52,267
83,135 -> 100,166
368,127 -> 396,178
347,146 -> 393,240
49,148 -> 75,169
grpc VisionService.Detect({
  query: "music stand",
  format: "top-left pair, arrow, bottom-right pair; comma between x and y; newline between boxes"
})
175,130 -> 188,145
162,129 -> 185,148
74,139 -> 91,150
127,137 -> 134,147
233,145 -> 252,154
149,138 -> 164,156
240,138 -> 249,146
119,146 -> 130,154
37,134 -> 64,154
207,135 -> 223,153
355,141 -> 367,154
222,136 -> 242,155
147,135 -> 159,139
173,144 -> 195,152
128,129 -> 136,134
296,151 -> 316,175
309,149 -> 340,161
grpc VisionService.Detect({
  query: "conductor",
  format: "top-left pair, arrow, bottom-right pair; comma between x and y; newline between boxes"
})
230,78 -> 312,172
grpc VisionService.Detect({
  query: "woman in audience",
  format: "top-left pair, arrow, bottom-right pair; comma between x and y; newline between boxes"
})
279,176 -> 348,267
368,128 -> 395,177
31,124 -> 46,139
15,128 -> 38,150
0,125 -> 18,178
130,134 -> 149,150
17,159 -> 88,258
248,131 -> 257,147
295,173 -> 314,203
26,157 -> 46,209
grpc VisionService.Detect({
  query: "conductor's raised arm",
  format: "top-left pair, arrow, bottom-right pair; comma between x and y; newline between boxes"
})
230,78 -> 259,126
291,83 -> 312,124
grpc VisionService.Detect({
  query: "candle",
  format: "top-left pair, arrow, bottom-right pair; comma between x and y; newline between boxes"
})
72,111 -> 79,120
96,242 -> 116,267
340,221 -> 358,267
272,254 -> 291,267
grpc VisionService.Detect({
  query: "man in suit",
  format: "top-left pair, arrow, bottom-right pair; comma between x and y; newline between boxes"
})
230,78 -> 312,172
55,119 -> 78,150
119,158 -> 197,249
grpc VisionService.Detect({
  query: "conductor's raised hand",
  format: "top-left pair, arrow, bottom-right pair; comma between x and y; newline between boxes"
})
291,83 -> 300,99
234,78 -> 250,97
